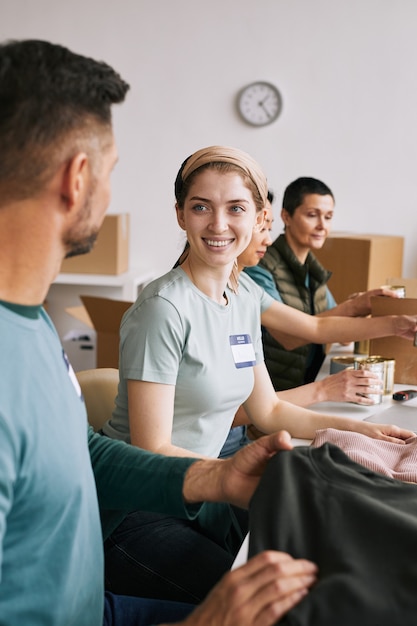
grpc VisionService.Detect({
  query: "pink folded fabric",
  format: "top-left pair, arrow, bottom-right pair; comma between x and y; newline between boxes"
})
312,428 -> 417,482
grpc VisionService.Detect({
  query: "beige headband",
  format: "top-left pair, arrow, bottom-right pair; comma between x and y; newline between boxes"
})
181,145 -> 268,207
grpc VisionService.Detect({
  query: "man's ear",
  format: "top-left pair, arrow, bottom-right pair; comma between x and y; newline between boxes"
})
175,203 -> 186,231
60,153 -> 89,212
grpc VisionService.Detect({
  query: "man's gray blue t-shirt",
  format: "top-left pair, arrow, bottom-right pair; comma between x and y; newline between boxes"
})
0,303 -> 103,625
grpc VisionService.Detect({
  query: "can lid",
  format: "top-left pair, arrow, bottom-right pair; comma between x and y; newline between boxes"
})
330,356 -> 356,364
364,356 -> 386,364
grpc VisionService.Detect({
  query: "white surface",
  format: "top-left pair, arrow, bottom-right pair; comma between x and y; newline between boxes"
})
2,2 -> 417,278
232,345 -> 417,569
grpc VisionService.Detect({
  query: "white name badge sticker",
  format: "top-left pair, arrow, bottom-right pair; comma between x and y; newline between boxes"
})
62,349 -> 82,398
229,334 -> 256,369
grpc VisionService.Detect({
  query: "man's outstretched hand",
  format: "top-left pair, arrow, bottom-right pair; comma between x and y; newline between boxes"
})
183,431 -> 293,509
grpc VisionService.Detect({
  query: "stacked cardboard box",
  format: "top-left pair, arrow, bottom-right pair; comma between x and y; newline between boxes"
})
314,232 -> 404,303
60,213 -> 130,275
369,296 -> 417,384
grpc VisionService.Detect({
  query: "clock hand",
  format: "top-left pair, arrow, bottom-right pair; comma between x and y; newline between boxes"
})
258,95 -> 270,106
259,101 -> 272,119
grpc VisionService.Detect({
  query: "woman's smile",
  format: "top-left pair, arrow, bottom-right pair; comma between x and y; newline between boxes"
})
203,237 -> 235,248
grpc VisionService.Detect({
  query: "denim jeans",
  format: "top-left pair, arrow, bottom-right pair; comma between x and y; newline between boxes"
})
104,510 -> 235,603
103,591 -> 194,625
218,426 -> 251,459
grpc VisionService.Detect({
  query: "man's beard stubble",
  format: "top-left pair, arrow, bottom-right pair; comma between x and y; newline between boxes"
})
63,190 -> 100,258
64,231 -> 98,258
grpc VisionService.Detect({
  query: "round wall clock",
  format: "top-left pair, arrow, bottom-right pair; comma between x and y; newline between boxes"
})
237,81 -> 282,127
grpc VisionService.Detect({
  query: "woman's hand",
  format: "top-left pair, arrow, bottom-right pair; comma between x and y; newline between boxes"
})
392,315 -> 417,340
353,420 -> 415,444
340,287 -> 402,317
317,368 -> 383,405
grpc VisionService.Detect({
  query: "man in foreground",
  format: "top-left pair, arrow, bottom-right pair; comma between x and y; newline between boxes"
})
0,39 -> 317,625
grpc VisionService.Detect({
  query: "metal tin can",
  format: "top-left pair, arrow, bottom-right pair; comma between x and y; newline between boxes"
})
329,356 -> 356,374
382,358 -> 396,395
354,339 -> 369,355
354,356 -> 385,404
365,355 -> 396,395
388,285 -> 406,298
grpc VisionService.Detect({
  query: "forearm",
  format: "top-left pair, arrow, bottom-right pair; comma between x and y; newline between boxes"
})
237,375 -> 335,415
88,426 -> 197,515
147,440 -> 209,460
317,298 -> 371,318
317,300 -> 358,317
276,381 -> 328,407
266,314 -> 399,346
182,458 -> 225,504
319,287 -> 401,318
252,399 -> 365,440
240,370 -> 379,410
264,326 -> 309,350
262,313 -> 374,350
236,386 -> 328,421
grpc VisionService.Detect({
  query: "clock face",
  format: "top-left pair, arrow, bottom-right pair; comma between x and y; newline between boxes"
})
238,82 -> 282,127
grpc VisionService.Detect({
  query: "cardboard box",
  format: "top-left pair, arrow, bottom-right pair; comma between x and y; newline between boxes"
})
314,232 -> 404,303
60,213 -> 130,275
369,296 -> 417,384
67,295 -> 132,368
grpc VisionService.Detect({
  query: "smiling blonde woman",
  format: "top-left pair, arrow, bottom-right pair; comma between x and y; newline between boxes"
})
102,148 -> 415,461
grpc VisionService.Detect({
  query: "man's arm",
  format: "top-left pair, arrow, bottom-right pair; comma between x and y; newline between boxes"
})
90,425 -> 294,513
88,426 -> 198,518
89,426 -> 296,539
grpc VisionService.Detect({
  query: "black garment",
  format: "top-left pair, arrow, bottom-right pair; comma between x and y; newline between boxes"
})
249,444 -> 417,625
259,234 -> 331,390
104,511 -> 234,603
104,507 -> 248,604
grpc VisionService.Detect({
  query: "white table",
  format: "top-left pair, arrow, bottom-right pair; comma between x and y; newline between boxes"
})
290,343 -> 415,446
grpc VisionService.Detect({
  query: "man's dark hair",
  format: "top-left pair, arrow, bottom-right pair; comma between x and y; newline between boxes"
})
0,39 -> 130,202
282,177 -> 334,216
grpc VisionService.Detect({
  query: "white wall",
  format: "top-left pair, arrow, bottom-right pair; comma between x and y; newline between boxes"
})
2,0 -> 417,278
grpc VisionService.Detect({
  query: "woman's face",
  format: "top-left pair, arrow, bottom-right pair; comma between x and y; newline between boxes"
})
237,202 -> 273,270
176,169 -> 262,269
282,193 -> 334,262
